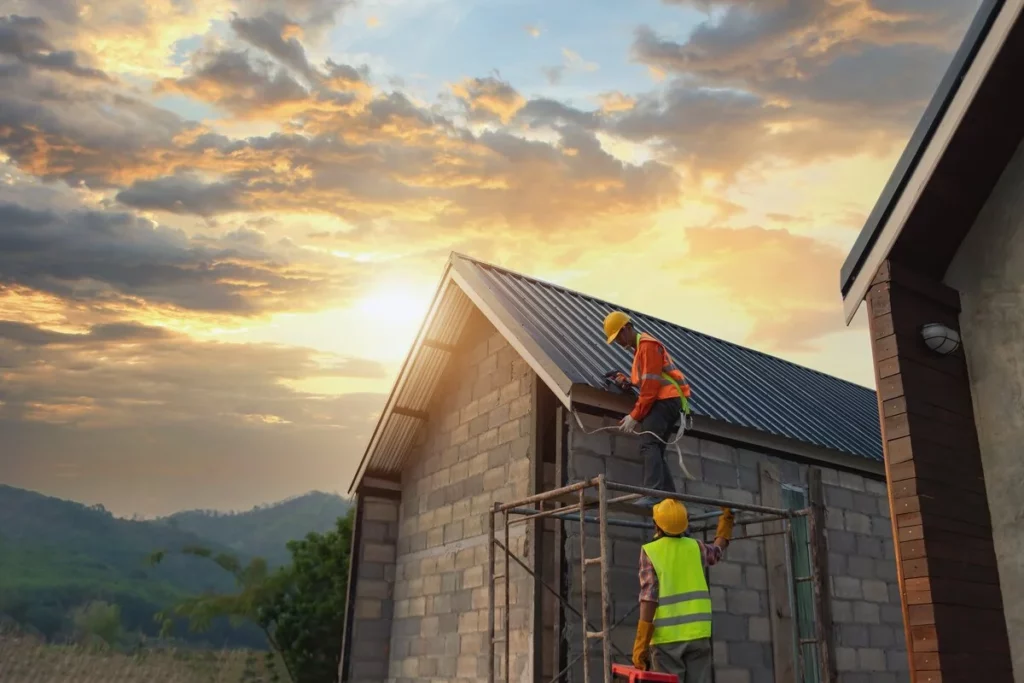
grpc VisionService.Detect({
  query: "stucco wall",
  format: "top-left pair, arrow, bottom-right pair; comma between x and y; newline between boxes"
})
944,137 -> 1024,681
562,412 -> 907,683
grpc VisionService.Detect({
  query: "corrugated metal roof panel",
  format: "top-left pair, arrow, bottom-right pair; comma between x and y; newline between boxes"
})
463,257 -> 883,462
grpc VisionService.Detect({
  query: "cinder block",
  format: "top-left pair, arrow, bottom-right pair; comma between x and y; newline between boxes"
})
608,456 -> 641,484
724,539 -> 762,565
851,492 -> 877,515
838,471 -> 865,491
845,512 -> 872,534
837,624 -> 869,647
741,566 -> 765,591
748,616 -> 771,642
853,601 -> 880,624
863,579 -> 889,603
869,625 -> 895,649
827,530 -> 856,554
701,440 -> 737,463
835,647 -> 857,672
871,516 -> 892,537
738,466 -> 760,493
847,555 -> 874,579
712,613 -> 747,641
824,485 -> 854,509
832,600 -> 853,623
365,500 -> 400,522
857,535 -> 883,559
571,452 -> 605,479
364,542 -> 397,564
833,576 -> 862,599
867,559 -> 895,583
710,585 -> 727,612
704,460 -> 739,488
498,420 -> 520,445
886,650 -> 909,671
880,604 -> 903,625
729,641 -> 768,668
726,588 -> 762,615
858,648 -> 886,672
829,552 -> 848,575
714,669 -> 750,683
710,561 -> 743,587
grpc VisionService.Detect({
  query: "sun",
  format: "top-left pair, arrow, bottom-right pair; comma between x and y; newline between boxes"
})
354,281 -> 431,325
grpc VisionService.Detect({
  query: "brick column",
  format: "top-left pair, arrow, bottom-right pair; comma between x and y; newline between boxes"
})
865,260 -> 1013,683
339,493 -> 400,683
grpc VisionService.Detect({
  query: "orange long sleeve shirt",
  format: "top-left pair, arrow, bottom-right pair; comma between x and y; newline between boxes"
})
631,339 -> 674,422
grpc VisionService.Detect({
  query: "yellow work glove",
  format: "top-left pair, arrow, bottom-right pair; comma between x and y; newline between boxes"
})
632,620 -> 654,670
716,507 -> 735,541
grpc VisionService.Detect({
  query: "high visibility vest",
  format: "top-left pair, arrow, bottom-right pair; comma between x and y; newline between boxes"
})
643,536 -> 712,645
631,333 -> 692,415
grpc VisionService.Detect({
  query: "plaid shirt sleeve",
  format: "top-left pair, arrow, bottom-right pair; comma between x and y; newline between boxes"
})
640,540 -> 724,604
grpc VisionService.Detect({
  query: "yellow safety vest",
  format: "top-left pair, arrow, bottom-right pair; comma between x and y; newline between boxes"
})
642,536 -> 712,645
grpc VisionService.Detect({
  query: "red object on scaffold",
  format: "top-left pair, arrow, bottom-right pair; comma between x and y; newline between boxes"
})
611,663 -> 679,682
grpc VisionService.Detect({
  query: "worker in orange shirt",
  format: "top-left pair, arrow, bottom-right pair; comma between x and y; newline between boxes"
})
604,311 -> 692,507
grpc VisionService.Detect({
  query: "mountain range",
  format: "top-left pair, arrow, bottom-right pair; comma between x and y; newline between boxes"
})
0,485 -> 351,648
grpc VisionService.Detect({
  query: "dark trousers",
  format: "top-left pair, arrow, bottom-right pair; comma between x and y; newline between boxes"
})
640,398 -> 680,494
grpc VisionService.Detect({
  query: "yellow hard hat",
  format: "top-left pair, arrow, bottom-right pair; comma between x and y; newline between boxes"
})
652,499 -> 689,536
604,311 -> 631,344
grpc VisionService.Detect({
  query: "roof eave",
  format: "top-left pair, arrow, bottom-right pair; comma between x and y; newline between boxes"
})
840,0 -> 1016,324
569,384 -> 885,478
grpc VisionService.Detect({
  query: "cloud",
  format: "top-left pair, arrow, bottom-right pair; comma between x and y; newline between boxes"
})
0,15 -> 110,80
115,174 -> 244,216
0,201 -> 357,315
450,76 -> 526,123
0,318 -> 386,515
525,24 -> 541,38
597,91 -> 636,113
230,11 -> 316,81
0,318 -> 387,429
682,226 -> 847,351
543,47 -> 599,85
623,0 -> 981,173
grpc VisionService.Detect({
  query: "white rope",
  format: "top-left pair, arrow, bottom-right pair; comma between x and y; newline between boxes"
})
569,408 -> 697,481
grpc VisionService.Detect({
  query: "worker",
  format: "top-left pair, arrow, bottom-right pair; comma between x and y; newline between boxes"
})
632,500 -> 735,682
603,310 -> 692,506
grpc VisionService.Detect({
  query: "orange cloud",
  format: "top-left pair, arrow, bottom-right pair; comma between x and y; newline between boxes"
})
682,226 -> 848,351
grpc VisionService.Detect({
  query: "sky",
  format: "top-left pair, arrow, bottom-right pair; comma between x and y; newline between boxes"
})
0,0 -> 982,517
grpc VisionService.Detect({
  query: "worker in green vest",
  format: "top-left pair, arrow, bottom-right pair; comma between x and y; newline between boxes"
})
632,499 -> 735,682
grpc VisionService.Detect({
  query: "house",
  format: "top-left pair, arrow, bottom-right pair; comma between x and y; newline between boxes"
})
838,1 -> 1023,682
341,253 -> 906,683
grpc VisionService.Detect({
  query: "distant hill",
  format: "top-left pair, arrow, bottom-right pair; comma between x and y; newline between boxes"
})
158,491 -> 351,568
0,486 -> 351,648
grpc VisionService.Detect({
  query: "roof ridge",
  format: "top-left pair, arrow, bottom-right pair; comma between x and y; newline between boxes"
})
451,252 -> 875,394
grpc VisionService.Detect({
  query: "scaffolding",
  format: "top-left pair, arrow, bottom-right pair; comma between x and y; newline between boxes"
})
487,475 -> 832,683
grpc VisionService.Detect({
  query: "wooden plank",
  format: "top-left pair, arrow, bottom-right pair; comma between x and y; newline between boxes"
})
902,557 -> 1001,584
760,462 -> 795,683
899,538 -> 996,567
391,406 -> 430,420
890,495 -> 993,528
896,513 -> 992,538
807,468 -> 837,683
886,458 -> 987,493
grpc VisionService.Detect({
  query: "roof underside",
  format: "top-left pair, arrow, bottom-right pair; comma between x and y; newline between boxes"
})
351,256 -> 884,492
470,260 -> 883,463
840,0 -> 1024,312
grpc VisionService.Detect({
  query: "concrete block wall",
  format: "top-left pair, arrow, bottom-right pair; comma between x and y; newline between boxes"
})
819,469 -> 909,683
561,411 -> 908,683
345,494 -> 401,682
384,310 -> 537,683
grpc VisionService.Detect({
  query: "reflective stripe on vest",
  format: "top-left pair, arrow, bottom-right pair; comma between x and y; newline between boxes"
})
630,333 -> 692,415
642,536 -> 712,644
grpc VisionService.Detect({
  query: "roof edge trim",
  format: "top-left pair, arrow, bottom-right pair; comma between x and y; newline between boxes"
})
840,0 -> 1015,321
346,261 -> 458,494
449,254 -> 574,407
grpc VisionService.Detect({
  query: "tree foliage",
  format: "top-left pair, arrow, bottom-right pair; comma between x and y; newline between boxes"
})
69,600 -> 124,648
152,508 -> 355,683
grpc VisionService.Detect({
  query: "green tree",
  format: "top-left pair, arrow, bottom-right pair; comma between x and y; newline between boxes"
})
70,600 -> 124,648
264,509 -> 354,683
151,508 -> 355,683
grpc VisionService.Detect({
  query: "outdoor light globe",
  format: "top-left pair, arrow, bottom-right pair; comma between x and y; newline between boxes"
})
921,323 -> 961,355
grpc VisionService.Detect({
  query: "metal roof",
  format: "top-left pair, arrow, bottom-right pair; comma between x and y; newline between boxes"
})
464,256 -> 883,463
349,253 -> 882,492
